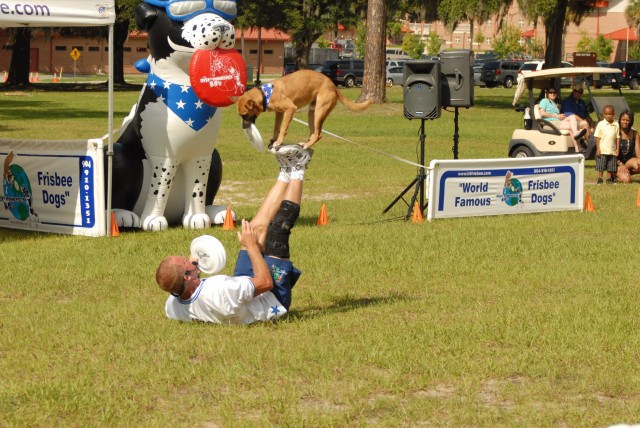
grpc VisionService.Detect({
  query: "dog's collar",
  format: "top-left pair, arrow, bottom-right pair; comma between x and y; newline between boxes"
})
257,83 -> 273,112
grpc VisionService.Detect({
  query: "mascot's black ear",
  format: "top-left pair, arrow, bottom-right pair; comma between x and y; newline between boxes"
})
135,3 -> 159,31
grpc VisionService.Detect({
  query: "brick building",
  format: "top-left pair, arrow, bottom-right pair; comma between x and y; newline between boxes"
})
0,27 -> 291,76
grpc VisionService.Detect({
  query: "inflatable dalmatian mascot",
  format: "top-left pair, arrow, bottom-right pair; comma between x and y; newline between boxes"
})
110,0 -> 246,231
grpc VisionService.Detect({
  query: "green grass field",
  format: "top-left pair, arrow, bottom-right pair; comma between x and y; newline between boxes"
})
1,83 -> 640,426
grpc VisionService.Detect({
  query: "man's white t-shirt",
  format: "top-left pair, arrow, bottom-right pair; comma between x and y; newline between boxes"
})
164,275 -> 287,325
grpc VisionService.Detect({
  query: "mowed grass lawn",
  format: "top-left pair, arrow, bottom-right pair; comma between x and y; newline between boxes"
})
1,83 -> 640,426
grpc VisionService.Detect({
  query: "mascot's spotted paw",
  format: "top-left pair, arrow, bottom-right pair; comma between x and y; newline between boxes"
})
143,215 -> 169,232
183,213 -> 212,229
113,209 -> 141,228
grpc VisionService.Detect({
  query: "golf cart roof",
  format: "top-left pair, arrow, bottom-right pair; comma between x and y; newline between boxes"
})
512,66 -> 621,105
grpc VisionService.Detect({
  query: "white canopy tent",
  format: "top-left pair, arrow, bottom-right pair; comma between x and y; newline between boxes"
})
0,0 -> 117,236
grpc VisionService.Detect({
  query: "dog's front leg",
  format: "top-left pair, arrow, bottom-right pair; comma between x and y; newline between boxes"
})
271,112 -> 284,146
139,155 -> 179,231
273,108 -> 296,146
181,156 -> 212,229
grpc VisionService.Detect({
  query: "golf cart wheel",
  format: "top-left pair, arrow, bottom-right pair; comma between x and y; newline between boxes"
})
504,77 -> 514,88
512,146 -> 533,158
386,78 -> 394,87
630,78 -> 639,90
344,76 -> 356,88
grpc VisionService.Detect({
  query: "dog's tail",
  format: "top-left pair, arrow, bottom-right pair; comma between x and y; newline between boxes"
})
336,91 -> 373,112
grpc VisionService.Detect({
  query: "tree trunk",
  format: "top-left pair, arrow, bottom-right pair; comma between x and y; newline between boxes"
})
359,0 -> 386,103
543,0 -> 567,69
112,18 -> 130,84
294,33 -> 315,68
7,27 -> 31,86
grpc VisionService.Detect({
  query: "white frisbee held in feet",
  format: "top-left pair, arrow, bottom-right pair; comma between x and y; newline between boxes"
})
190,235 -> 227,275
243,123 -> 264,152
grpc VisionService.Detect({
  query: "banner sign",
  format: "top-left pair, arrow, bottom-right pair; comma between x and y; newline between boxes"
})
0,1 -> 115,27
0,139 -> 106,236
427,155 -> 584,221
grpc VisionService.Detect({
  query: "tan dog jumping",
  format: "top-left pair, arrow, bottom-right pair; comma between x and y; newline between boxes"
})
237,70 -> 373,150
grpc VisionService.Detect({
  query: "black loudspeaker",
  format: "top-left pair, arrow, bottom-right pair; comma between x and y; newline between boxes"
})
403,60 -> 441,119
440,49 -> 474,108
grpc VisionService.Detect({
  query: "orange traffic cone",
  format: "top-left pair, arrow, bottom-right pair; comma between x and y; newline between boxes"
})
35,72 -> 40,82
636,188 -> 640,208
317,203 -> 328,226
53,72 -> 59,83
110,211 -> 120,237
222,206 -> 235,230
29,72 -> 33,82
584,191 -> 595,212
3,71 -> 7,82
411,202 -> 424,223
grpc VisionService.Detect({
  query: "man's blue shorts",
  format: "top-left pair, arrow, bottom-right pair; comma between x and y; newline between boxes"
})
234,250 -> 301,310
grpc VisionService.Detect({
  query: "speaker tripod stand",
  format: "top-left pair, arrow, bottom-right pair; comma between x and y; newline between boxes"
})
383,119 -> 428,219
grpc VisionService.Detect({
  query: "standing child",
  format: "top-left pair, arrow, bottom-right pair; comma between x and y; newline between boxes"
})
594,105 -> 620,184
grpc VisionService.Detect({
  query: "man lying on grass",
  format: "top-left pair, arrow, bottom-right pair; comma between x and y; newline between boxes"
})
155,145 -> 312,325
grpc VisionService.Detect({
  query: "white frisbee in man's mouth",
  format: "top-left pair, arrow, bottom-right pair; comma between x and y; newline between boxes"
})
243,122 -> 264,151
190,235 -> 227,275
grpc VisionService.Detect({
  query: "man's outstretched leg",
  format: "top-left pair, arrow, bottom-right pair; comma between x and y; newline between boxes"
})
260,146 -> 311,308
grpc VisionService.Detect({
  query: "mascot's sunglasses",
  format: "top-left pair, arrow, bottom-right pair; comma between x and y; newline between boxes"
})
145,0 -> 236,22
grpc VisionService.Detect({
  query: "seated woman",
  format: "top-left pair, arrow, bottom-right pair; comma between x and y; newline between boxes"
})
538,87 -> 587,152
616,109 -> 640,183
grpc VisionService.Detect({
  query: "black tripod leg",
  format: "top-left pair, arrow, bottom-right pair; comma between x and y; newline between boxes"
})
382,177 -> 418,214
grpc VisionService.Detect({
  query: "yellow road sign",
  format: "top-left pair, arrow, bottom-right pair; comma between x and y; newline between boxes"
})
70,48 -> 81,61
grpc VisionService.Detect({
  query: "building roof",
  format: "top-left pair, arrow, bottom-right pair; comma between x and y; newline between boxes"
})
235,28 -> 291,41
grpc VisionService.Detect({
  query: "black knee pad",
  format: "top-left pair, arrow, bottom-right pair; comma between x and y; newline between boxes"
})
265,200 -> 300,258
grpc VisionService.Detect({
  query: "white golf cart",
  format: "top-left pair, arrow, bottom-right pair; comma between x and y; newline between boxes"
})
508,66 -> 626,159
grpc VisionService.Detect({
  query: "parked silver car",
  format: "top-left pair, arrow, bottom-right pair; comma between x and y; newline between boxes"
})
386,66 -> 404,87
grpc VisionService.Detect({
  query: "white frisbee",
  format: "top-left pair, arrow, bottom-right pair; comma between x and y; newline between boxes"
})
190,235 -> 227,275
243,122 -> 264,152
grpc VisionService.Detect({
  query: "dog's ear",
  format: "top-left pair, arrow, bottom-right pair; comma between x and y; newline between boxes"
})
135,3 -> 158,31
246,99 -> 256,112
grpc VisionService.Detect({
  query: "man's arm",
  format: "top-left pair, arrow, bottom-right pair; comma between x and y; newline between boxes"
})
237,219 -> 273,296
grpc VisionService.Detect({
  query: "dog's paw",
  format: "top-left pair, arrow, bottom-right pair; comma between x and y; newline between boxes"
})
113,209 -> 141,228
142,215 -> 169,232
183,213 -> 211,229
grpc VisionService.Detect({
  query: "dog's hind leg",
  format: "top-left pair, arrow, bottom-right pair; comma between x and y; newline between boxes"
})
139,155 -> 179,231
181,155 -> 212,229
304,95 -> 338,148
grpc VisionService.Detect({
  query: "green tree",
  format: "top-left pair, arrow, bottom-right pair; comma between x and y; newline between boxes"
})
402,33 -> 426,58
353,21 -> 367,60
237,0 -> 367,67
576,32 -> 613,61
491,24 -> 521,58
437,0 -> 512,52
626,0 -> 640,35
517,0 -> 595,68
527,37 -> 545,58
426,32 -> 443,56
